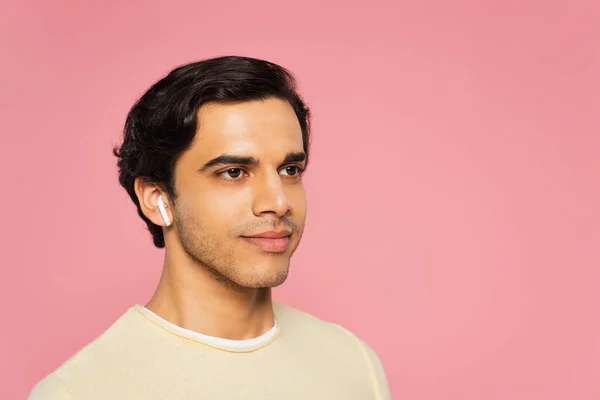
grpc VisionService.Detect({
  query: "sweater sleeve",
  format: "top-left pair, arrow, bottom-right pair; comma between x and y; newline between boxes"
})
357,338 -> 392,400
28,373 -> 73,400
337,324 -> 392,400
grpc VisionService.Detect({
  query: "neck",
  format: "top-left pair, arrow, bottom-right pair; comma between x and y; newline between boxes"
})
145,249 -> 275,341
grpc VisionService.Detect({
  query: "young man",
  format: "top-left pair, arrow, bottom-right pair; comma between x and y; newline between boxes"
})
29,56 -> 391,399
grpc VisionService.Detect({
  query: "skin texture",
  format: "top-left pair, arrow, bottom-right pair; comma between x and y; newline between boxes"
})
134,97 -> 307,340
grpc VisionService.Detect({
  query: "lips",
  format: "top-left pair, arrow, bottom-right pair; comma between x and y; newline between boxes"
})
241,230 -> 292,252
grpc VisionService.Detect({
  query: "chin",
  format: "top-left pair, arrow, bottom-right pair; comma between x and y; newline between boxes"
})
233,265 -> 290,289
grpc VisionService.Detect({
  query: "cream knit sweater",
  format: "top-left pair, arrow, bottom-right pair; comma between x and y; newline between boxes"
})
29,302 -> 391,399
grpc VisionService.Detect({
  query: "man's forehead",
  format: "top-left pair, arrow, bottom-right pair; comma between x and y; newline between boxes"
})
186,99 -> 304,163
196,99 -> 301,134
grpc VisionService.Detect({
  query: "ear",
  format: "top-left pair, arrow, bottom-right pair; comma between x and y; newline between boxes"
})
134,177 -> 173,227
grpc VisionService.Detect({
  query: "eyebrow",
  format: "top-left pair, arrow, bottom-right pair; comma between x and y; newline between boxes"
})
199,152 -> 307,172
282,152 -> 307,164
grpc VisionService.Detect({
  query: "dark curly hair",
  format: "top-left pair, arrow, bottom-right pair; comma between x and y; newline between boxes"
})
113,56 -> 311,248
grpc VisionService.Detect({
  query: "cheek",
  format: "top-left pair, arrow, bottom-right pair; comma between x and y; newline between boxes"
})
200,190 -> 251,227
290,185 -> 307,212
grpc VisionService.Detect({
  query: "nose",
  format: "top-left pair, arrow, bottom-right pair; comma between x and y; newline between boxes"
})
251,173 -> 293,218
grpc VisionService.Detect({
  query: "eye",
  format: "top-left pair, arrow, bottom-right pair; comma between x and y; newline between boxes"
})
220,168 -> 246,180
279,165 -> 304,177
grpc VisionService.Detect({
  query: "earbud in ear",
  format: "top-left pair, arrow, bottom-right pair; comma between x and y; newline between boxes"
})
157,194 -> 171,227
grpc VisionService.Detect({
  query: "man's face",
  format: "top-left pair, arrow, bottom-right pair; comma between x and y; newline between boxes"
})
170,97 -> 307,289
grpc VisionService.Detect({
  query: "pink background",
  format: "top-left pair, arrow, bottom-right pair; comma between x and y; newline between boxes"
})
1,1 -> 599,399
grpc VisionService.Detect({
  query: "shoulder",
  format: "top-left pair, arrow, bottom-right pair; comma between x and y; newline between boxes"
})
274,301 -> 374,346
28,306 -> 143,398
274,301 -> 349,335
28,373 -> 72,400
274,302 -> 391,399
274,301 -> 361,348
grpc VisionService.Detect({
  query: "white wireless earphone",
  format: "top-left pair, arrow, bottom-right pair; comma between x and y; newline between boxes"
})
157,194 -> 171,227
